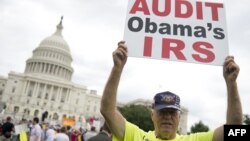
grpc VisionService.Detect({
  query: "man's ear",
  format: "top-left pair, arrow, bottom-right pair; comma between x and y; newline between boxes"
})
151,103 -> 155,109
151,103 -> 155,117
151,109 -> 154,118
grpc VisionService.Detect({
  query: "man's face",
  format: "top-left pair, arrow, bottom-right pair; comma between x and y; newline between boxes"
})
151,108 -> 180,138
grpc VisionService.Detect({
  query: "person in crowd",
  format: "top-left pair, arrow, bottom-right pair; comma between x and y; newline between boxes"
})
45,124 -> 56,141
83,126 -> 97,141
0,116 -> 15,141
65,125 -> 72,139
29,117 -> 42,141
88,122 -> 112,141
100,41 -> 242,141
54,126 -> 69,141
70,128 -> 81,141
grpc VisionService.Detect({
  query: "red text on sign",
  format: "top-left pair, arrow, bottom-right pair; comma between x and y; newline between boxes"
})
130,0 -> 223,21
143,36 -> 215,63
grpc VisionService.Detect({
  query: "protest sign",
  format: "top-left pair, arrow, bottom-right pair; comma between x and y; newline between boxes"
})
124,0 -> 228,65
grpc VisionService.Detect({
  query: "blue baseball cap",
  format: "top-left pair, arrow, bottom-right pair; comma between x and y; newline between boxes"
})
153,91 -> 181,111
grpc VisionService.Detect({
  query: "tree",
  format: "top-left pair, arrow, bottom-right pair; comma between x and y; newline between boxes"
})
244,114 -> 250,125
190,120 -> 209,133
118,105 -> 154,131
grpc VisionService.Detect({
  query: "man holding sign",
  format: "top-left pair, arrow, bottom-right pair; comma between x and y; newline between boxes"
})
100,41 -> 242,141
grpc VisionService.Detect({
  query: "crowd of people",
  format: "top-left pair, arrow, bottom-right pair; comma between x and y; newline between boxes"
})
0,116 -> 111,141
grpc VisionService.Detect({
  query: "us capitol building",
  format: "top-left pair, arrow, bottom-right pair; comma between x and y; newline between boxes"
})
0,19 -> 102,123
0,18 -> 188,134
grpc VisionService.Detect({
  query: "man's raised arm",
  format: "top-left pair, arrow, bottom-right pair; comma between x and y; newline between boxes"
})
213,56 -> 242,141
223,56 -> 242,124
100,41 -> 128,140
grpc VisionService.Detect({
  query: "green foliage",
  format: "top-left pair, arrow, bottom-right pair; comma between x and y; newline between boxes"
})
118,105 -> 154,131
244,114 -> 250,125
190,120 -> 209,133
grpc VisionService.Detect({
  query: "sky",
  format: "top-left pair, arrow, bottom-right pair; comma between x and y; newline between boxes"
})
0,0 -> 249,131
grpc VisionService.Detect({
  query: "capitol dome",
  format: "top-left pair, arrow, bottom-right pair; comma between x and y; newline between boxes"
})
24,17 -> 74,81
39,19 -> 70,53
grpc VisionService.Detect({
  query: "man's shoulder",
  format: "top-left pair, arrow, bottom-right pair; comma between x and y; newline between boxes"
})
55,133 -> 68,138
178,131 -> 214,141
2,122 -> 14,128
3,122 -> 13,125
35,124 -> 42,128
124,121 -> 155,140
126,121 -> 152,133
85,131 -> 97,136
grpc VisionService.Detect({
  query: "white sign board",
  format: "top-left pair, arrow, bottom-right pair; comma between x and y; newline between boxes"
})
124,0 -> 228,65
14,124 -> 29,134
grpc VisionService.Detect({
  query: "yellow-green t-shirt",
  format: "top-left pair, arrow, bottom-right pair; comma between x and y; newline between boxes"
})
113,121 -> 214,141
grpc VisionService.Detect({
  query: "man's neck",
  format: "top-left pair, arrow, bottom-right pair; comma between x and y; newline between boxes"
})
155,132 -> 176,140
